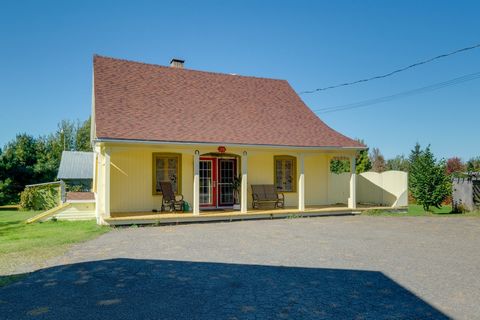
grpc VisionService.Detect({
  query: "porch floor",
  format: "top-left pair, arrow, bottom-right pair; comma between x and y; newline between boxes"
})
105,204 -> 403,226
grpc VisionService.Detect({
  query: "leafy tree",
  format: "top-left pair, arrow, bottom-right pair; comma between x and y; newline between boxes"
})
0,134 -> 38,204
57,120 -> 77,152
34,135 -> 61,182
370,147 -> 386,172
356,140 -> 372,173
446,157 -> 465,175
330,139 -> 372,174
466,157 -> 480,172
0,178 -> 12,204
409,145 -> 451,211
76,117 -> 92,151
0,117 -> 92,205
386,155 -> 409,172
330,158 -> 350,174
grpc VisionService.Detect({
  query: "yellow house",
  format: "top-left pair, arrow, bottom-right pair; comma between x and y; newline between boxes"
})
91,56 -> 367,225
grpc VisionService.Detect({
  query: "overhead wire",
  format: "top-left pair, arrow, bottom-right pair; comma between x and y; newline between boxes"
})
310,72 -> 480,114
299,42 -> 480,94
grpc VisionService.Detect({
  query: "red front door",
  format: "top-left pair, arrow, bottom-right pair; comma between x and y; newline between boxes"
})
199,157 -> 217,207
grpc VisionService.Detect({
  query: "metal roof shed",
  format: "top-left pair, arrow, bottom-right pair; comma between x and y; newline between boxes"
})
57,151 -> 94,180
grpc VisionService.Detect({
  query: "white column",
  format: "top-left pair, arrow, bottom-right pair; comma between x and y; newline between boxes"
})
93,150 -> 100,224
104,147 -> 111,218
241,151 -> 248,213
348,155 -> 357,209
193,150 -> 200,215
298,153 -> 305,211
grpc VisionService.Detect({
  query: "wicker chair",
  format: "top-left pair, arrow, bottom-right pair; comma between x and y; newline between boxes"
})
251,184 -> 285,209
159,181 -> 185,212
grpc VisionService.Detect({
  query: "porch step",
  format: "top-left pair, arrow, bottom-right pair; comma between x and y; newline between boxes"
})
104,209 -> 362,226
26,203 -> 71,224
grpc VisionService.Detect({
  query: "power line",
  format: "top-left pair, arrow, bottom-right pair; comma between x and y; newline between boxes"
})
310,71 -> 480,114
300,42 -> 480,94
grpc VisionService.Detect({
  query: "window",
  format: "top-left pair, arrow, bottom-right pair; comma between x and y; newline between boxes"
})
153,153 -> 182,194
274,156 -> 296,192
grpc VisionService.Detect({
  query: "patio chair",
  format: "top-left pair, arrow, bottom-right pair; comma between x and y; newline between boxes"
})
251,184 -> 285,209
159,181 -> 185,212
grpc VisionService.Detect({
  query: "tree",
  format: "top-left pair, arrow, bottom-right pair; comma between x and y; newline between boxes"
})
355,140 -> 372,173
330,158 -> 350,174
386,155 -> 409,172
446,157 -> 465,175
76,117 -> 92,151
466,157 -> 480,172
370,147 -> 386,172
409,145 -> 451,211
0,117 -> 92,205
409,142 -> 422,166
330,139 -> 372,174
0,134 -> 38,204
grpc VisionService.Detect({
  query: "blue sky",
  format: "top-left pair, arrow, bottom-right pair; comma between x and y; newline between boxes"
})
1,0 -> 479,160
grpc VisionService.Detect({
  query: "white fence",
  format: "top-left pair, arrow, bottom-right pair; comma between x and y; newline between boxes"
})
329,170 -> 408,207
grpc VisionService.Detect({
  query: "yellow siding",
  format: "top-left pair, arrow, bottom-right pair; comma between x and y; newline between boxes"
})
110,147 -> 193,212
99,143 -> 353,213
304,155 -> 329,205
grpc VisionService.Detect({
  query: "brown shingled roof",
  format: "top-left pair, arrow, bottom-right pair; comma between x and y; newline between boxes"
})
93,55 -> 363,148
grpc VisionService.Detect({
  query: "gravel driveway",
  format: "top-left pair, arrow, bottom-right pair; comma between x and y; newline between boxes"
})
1,216 -> 479,319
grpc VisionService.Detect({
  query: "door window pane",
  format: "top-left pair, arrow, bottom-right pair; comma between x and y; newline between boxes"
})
274,156 -> 296,192
153,154 -> 181,194
200,160 -> 212,205
219,159 -> 235,205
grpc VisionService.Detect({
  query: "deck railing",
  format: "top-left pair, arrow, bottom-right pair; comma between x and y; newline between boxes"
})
24,180 -> 66,205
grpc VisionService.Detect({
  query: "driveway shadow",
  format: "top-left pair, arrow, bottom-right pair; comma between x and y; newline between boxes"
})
0,258 -> 449,319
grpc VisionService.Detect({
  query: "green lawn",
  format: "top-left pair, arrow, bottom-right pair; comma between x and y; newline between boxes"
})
0,210 -> 110,284
363,204 -> 480,217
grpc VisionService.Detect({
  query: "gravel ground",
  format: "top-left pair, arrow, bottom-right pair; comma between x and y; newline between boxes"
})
1,216 -> 479,319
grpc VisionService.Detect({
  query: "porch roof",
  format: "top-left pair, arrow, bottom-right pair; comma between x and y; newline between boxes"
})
93,55 -> 364,149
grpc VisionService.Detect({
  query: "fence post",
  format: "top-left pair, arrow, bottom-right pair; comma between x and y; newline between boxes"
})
59,180 -> 66,204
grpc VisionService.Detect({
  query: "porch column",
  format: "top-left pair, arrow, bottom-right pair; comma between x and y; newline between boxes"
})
298,153 -> 305,211
241,151 -> 248,213
104,147 -> 111,218
193,150 -> 200,215
348,155 -> 357,209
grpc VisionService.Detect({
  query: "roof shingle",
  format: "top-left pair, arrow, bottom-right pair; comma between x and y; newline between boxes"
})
93,55 -> 363,148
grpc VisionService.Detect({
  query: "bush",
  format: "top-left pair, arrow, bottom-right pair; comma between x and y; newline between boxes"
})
409,145 -> 451,212
67,184 -> 84,192
19,185 -> 59,211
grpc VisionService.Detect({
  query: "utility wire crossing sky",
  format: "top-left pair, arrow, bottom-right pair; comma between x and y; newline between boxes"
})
300,42 -> 480,94
312,71 -> 480,114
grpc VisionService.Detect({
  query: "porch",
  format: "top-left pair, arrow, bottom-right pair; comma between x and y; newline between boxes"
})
104,204 -> 400,226
93,143 -> 408,226
96,144 -> 361,222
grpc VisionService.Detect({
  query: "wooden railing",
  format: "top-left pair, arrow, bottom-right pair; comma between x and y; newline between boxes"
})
24,180 -> 66,205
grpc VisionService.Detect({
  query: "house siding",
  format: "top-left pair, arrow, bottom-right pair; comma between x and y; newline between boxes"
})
95,143 -> 352,214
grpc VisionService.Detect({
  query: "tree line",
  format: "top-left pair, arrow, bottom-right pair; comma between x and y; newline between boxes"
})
331,140 -> 480,175
0,118 -> 91,205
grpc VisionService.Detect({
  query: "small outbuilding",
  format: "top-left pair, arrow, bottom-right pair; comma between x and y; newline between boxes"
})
452,174 -> 480,212
57,151 -> 94,191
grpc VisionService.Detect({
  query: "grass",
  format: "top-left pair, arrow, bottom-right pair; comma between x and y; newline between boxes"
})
0,210 -> 110,283
363,204 -> 480,217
